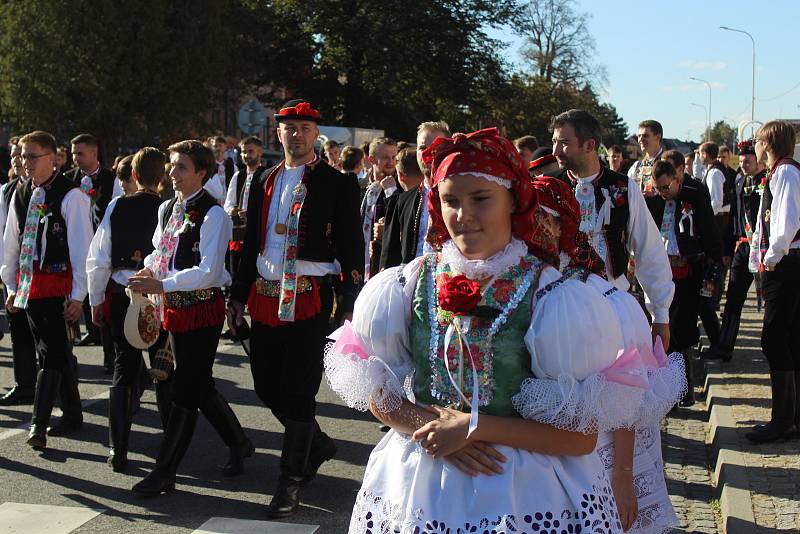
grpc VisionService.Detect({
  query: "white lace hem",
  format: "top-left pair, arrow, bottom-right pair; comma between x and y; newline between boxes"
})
511,372 -> 645,434
634,352 -> 688,428
440,237 -> 529,280
323,342 -> 413,413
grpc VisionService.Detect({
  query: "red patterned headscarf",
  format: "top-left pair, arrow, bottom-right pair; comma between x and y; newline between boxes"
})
421,128 -> 539,252
530,175 -> 606,274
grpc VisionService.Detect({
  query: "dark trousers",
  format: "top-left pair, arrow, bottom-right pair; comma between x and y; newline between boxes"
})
669,265 -> 704,352
26,297 -> 71,370
717,242 -> 754,352
171,324 -> 223,410
8,306 -> 37,387
106,285 -> 168,387
761,253 -> 800,372
249,280 -> 334,423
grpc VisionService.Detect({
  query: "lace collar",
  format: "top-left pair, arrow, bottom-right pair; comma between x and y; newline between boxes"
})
440,237 -> 528,280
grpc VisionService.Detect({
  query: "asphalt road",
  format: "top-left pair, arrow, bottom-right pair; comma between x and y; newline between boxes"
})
0,327 -> 381,533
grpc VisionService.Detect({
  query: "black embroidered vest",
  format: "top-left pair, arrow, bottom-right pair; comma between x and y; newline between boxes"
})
162,189 -> 218,271
14,173 -> 77,268
594,168 -> 631,278
707,161 -> 734,210
110,192 -> 162,270
2,175 -> 22,210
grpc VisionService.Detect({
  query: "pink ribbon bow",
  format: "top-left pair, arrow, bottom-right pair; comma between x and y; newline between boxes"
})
328,320 -> 369,361
640,335 -> 668,369
602,346 -> 650,389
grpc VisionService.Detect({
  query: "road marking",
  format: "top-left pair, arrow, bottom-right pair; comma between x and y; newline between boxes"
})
0,502 -> 104,533
0,390 -> 109,442
192,517 -> 319,534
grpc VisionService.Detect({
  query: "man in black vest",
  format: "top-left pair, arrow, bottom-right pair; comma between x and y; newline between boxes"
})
550,109 -> 674,349
129,140 -> 252,494
224,136 -> 266,283
0,137 -> 37,406
66,134 -> 121,375
703,140 -> 766,362
87,147 -> 173,471
1,130 -> 93,448
746,121 -> 800,443
646,160 -> 721,406
227,99 -> 364,517
379,121 -> 450,270
360,136 -> 398,279
206,135 -> 236,203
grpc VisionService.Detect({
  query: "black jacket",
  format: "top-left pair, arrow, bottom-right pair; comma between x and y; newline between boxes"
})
64,165 -> 117,227
230,159 -> 364,314
380,186 -> 423,270
646,176 -> 721,277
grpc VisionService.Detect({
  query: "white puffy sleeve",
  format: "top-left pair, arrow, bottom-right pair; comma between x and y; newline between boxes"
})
512,277 -> 646,434
324,257 -> 423,412
586,274 -> 687,427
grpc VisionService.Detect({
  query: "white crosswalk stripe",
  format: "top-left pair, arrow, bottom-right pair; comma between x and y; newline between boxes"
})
0,502 -> 104,533
192,517 -> 319,533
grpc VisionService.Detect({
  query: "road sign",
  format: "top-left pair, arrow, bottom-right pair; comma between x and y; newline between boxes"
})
237,100 -> 268,135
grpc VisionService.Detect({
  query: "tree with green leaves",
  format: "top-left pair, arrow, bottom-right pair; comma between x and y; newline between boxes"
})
704,120 -> 737,147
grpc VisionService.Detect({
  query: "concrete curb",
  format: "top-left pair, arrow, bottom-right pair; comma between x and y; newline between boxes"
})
704,369 -> 757,534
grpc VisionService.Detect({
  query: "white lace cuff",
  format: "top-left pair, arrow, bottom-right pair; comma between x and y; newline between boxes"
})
323,342 -> 414,413
511,372 -> 645,434
634,352 -> 688,428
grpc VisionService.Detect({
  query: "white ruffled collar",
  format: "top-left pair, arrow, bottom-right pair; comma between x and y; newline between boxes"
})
441,237 -> 528,280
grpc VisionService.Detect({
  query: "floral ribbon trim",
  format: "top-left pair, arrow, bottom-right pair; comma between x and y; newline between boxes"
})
14,187 -> 47,309
277,180 -> 308,322
150,201 -> 185,320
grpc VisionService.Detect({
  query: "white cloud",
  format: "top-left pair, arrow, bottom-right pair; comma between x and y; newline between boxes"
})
678,60 -> 727,71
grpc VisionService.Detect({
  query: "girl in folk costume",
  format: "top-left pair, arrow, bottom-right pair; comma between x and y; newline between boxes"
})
531,175 -> 686,534
128,140 -> 253,496
325,128 -> 654,533
86,147 -> 173,472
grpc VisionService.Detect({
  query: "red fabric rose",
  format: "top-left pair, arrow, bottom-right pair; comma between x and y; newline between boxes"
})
681,202 -> 692,213
438,274 -> 482,315
87,188 -> 97,197
185,210 -> 200,224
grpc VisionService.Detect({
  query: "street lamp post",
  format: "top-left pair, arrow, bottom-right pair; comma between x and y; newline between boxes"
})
691,102 -> 709,141
721,26 -> 756,122
690,77 -> 712,136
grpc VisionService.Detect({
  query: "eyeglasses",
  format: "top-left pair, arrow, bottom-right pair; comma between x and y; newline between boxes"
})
21,152 -> 53,163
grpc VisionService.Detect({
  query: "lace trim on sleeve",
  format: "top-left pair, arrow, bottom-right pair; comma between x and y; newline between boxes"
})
634,351 -> 687,427
511,371 -> 645,434
323,343 -> 414,413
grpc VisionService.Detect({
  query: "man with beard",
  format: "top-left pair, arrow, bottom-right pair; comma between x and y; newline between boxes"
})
379,121 -> 451,269
703,139 -> 766,362
360,137 -> 398,279
551,109 -> 674,349
224,137 -> 267,282
227,99 -> 363,517
628,120 -> 666,192
0,137 -> 37,405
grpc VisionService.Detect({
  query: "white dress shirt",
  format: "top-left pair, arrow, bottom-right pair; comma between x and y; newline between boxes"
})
257,164 -> 338,280
143,189 -> 232,292
0,180 -> 14,261
204,174 -> 226,204
763,162 -> 800,268
86,197 -> 140,306
1,187 -> 93,302
224,169 -> 243,213
704,166 -> 727,215
692,156 -> 705,181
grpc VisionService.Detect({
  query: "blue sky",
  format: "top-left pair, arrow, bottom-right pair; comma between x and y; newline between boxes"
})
489,0 -> 800,142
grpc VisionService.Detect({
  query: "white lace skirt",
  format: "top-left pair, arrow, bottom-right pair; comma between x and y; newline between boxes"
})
348,430 -> 624,534
596,427 -> 678,534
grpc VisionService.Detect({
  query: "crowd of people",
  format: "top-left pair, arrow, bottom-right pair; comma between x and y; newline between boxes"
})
0,98 -> 798,533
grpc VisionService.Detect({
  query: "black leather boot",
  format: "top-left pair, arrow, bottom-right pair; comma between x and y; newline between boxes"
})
0,340 -> 37,405
746,370 -> 797,443
267,420 -> 315,518
302,422 -> 337,485
154,379 -> 173,431
108,386 -> 135,472
48,356 -> 83,436
702,312 -> 739,362
27,369 -> 61,450
132,404 -> 197,496
200,392 -> 254,476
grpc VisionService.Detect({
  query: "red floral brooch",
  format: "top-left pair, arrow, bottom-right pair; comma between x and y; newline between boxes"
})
438,274 -> 482,316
